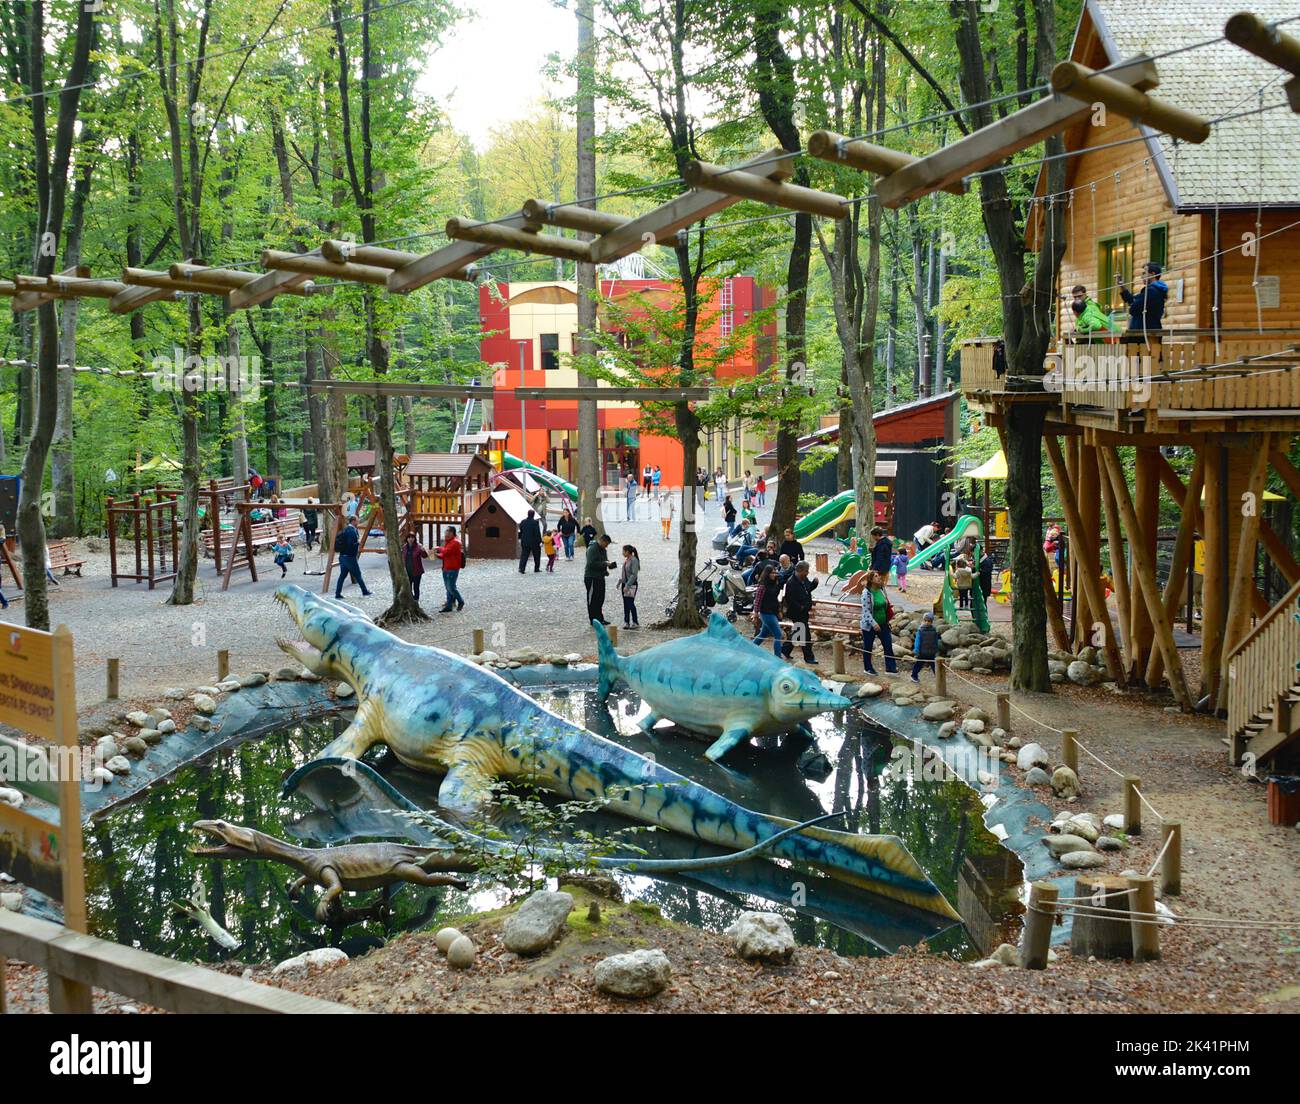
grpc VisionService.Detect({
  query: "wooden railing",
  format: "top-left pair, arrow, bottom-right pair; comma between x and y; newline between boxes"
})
0,907 -> 359,1014
1225,577 -> 1300,748
958,339 -> 1003,395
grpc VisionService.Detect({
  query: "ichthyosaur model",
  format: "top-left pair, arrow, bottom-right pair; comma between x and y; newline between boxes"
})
273,584 -> 959,919
593,614 -> 851,761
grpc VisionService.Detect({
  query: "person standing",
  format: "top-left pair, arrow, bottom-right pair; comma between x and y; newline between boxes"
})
750,564 -> 783,656
714,467 -> 727,506
557,510 -> 577,560
780,560 -> 818,664
696,466 -> 708,511
642,463 -> 653,498
661,491 -> 676,541
891,545 -> 910,593
741,470 -> 754,507
530,488 -> 548,529
434,526 -> 465,612
755,474 -> 766,506
1119,262 -> 1168,332
301,499 -> 319,550
542,529 -> 558,573
910,612 -> 940,683
333,517 -> 371,599
954,555 -> 974,609
979,548 -> 996,602
585,533 -> 615,625
518,509 -> 543,574
625,470 -> 637,521
723,494 -> 737,534
859,571 -> 897,675
619,544 -> 641,628
579,516 -> 598,547
402,531 -> 428,603
779,528 -> 804,563
869,526 -> 893,577
652,465 -> 662,502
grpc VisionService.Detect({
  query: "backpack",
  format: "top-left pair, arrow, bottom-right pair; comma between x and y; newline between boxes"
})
917,624 -> 939,659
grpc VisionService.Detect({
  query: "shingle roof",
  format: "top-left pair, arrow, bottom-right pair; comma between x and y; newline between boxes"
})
1087,0 -> 1300,207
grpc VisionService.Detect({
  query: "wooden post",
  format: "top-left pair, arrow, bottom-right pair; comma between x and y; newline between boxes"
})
935,656 -> 947,695
1202,442 -> 1225,702
217,649 -> 230,681
1131,447 -> 1160,676
1218,435 -> 1271,711
995,692 -> 1011,733
609,626 -> 618,647
1070,874 -> 1135,959
815,551 -> 829,574
833,638 -> 846,676
1062,728 -> 1079,776
106,658 -> 120,701
472,627 -> 485,655
1160,821 -> 1182,896
1019,881 -> 1059,969
1126,874 -> 1160,962
1098,450 -> 1132,671
1124,775 -> 1142,834
0,953 -> 6,1013
1147,453 -> 1205,685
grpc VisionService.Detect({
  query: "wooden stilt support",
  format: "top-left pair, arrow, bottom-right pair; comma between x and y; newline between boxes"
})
996,692 -> 1012,733
1099,447 -> 1192,709
1019,881 -> 1059,969
1202,442 -> 1226,703
1098,456 -> 1133,672
1146,452 -> 1204,685
106,658 -> 120,701
217,649 -> 230,682
1124,775 -> 1143,834
1040,554 -> 1072,651
1126,874 -> 1161,962
1070,874 -> 1134,959
833,639 -> 846,676
1160,821 -> 1181,896
1218,435 -> 1272,711
1131,447 -> 1160,677
1062,728 -> 1079,776
609,626 -> 618,647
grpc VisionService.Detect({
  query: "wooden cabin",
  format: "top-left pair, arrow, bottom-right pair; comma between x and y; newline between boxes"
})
959,0 -> 1300,772
401,452 -> 493,547
463,487 -> 535,558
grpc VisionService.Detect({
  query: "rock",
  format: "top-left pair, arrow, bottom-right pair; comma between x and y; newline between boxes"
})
192,694 -> 217,715
941,629 -> 962,647
475,651 -> 500,663
95,734 -> 121,760
274,667 -> 301,681
989,942 -> 1019,965
594,948 -> 672,998
446,935 -> 477,970
1050,672 -> 1066,683
948,658 -> 973,670
989,727 -> 1008,745
1,891 -> 23,911
1061,850 -> 1108,869
1103,813 -> 1126,830
434,927 -> 463,954
922,701 -> 955,722
502,890 -> 574,955
796,747 -> 833,780
156,719 -> 176,735
1016,742 -> 1050,771
505,647 -> 543,664
89,766 -> 114,786
0,787 -> 22,808
240,672 -> 268,688
961,718 -> 986,735
1024,766 -> 1052,787
1096,835 -> 1126,851
191,716 -> 212,733
937,721 -> 957,739
1078,646 -> 1099,664
558,871 -> 623,901
1062,814 -> 1099,841
857,682 -> 884,699
298,670 -> 322,682
194,686 -> 222,696
333,683 -> 355,699
125,711 -> 150,728
122,736 -> 149,756
977,770 -> 997,787
162,687 -> 186,700
1043,833 -> 1095,857
1066,660 -> 1096,686
272,947 -> 348,975
1007,737 -> 1022,749
1051,766 -> 1081,799
217,679 -> 242,693
145,707 -> 172,726
727,911 -> 795,962
105,755 -> 131,775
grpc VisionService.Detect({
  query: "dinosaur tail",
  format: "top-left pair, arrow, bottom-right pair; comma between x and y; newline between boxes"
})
592,619 -> 623,702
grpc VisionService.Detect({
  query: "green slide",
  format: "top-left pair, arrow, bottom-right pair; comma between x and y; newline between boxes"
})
908,515 -> 984,571
793,489 -> 857,541
502,452 -> 579,501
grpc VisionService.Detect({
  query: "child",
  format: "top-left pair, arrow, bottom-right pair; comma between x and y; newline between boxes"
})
954,555 -> 973,609
542,529 -> 558,573
891,544 -> 910,593
271,536 -> 294,578
755,474 -> 766,506
661,493 -> 675,541
911,612 -> 939,683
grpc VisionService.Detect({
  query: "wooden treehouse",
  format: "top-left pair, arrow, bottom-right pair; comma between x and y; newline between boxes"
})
400,453 -> 493,547
960,0 -> 1300,771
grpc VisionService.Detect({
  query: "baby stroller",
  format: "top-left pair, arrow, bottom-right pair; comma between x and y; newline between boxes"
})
712,559 -> 754,622
665,559 -> 721,620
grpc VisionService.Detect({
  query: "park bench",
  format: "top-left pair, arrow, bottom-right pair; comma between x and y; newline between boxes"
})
806,597 -> 863,640
201,516 -> 299,560
47,539 -> 85,576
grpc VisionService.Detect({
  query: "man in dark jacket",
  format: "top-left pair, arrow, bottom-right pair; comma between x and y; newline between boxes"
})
333,518 -> 371,599
584,534 -> 615,625
979,549 -> 995,601
779,527 -> 804,563
869,526 -> 893,575
518,509 -> 543,574
780,561 -> 818,664
1120,262 -> 1168,332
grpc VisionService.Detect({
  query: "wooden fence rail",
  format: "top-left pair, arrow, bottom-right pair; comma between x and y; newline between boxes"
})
1226,576 -> 1300,751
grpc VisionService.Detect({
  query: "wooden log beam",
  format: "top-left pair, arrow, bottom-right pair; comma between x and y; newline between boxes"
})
0,279 -> 16,297
590,147 -> 794,264
305,380 -> 494,399
10,265 -> 91,311
515,386 -> 710,402
877,57 -> 1158,208
1225,11 -> 1300,112
319,240 -> 422,268
1099,449 -> 1133,671
521,198 -> 628,235
681,160 -> 849,219
1099,445 -> 1193,709
386,210 -> 536,294
1146,452 -> 1204,686
261,249 -> 393,286
1269,447 -> 1300,498
168,263 -> 258,289
229,267 -> 314,309
108,285 -> 181,314
806,130 -> 967,195
1045,436 -> 1125,681
42,275 -> 127,298
1041,553 -> 1073,651
1218,433 -> 1272,709
445,218 -> 594,263
123,266 -> 231,294
1260,522 -> 1300,585
1051,62 -> 1211,144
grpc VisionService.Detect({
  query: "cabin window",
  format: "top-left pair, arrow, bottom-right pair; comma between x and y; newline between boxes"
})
1148,223 -> 1168,271
1096,232 -> 1133,313
486,526 -> 500,539
540,333 -> 560,370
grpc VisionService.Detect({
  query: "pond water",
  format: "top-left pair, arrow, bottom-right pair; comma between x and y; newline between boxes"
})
85,687 -> 1024,965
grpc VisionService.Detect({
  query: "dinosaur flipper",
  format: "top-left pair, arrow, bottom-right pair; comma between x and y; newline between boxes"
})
636,710 -> 662,734
703,724 -> 752,762
319,699 -> 380,760
437,761 -> 496,817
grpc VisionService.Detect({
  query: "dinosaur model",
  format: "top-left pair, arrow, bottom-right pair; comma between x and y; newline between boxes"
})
593,614 -> 851,761
272,584 -> 959,919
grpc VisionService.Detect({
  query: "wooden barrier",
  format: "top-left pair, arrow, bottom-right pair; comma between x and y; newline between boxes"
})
106,658 -> 119,701
1019,881 -> 1059,969
1160,821 -> 1182,896
935,657 -> 947,696
996,692 -> 1011,733
217,648 -> 230,681
0,909 -> 359,1014
473,627 -> 485,654
1124,775 -> 1143,834
814,551 -> 829,574
1062,729 -> 1079,776
832,639 -> 845,675
1126,874 -> 1161,962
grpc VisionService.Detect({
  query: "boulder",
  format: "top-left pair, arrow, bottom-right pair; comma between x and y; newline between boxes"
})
937,721 -> 957,739
594,948 -> 672,998
961,718 -> 986,735
1043,833 -> 1095,857
1066,660 -> 1096,686
272,947 -> 348,975
95,734 -> 121,760
1062,813 -> 1099,840
125,711 -> 150,728
1051,766 -> 1081,799
502,890 -> 574,955
89,766 -> 114,786
162,687 -> 186,700
922,701 -> 955,722
989,727 -> 1008,745
1016,742 -> 1050,771
122,736 -> 149,756
949,658 -> 973,670
156,719 -> 176,735
505,647 -> 543,664
446,935 -> 477,970
1103,813 -> 1126,830
1077,646 -> 1099,664
1096,835 -> 1126,852
192,694 -> 217,716
434,927 -> 462,954
240,673 -> 268,688
104,755 -> 131,775
217,679 -> 242,693
0,787 -> 22,808
191,716 -> 212,733
941,629 -> 963,647
145,707 -> 172,726
1024,766 -> 1052,787
988,942 -> 1019,966
273,667 -> 301,682
1007,737 -> 1022,749
857,682 -> 884,699
727,911 -> 795,962
1,891 -> 23,911
334,683 -> 356,699
1061,850 -> 1108,869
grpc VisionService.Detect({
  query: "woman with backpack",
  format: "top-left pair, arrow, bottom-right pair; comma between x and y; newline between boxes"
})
859,571 -> 898,675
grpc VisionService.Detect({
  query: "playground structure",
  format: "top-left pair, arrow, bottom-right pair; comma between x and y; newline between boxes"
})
399,452 -> 494,549
106,487 -> 180,589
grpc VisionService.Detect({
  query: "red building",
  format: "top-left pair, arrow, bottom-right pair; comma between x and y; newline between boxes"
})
478,277 -> 777,486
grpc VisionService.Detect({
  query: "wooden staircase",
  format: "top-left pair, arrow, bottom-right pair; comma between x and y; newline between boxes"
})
1226,578 -> 1300,767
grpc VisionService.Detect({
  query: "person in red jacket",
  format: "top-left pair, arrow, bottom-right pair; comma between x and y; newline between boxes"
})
434,526 -> 465,612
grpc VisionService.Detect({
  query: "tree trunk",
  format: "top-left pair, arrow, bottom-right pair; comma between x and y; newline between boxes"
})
575,0 -> 603,535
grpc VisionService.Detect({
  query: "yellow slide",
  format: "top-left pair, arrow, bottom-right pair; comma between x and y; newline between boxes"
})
799,499 -> 856,541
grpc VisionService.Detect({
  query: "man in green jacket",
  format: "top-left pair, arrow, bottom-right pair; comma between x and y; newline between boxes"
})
1069,284 -> 1119,335
585,534 -> 615,626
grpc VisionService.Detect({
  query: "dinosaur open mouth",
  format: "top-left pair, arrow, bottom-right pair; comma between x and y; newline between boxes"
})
189,822 -> 255,858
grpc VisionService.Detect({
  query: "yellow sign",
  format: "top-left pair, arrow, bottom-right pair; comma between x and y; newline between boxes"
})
0,624 -> 56,740
994,510 -> 1010,539
1194,539 -> 1205,576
